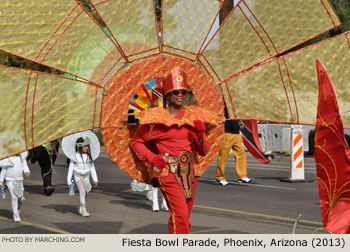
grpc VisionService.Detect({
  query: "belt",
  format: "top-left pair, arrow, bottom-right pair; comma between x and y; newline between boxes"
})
168,152 -> 192,173
168,157 -> 178,173
167,152 -> 195,199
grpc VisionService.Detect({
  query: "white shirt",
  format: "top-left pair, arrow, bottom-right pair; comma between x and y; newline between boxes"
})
67,153 -> 98,185
0,156 -> 30,184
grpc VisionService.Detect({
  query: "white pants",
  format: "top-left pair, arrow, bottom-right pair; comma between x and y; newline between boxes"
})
152,186 -> 167,209
8,186 -> 23,215
74,174 -> 89,206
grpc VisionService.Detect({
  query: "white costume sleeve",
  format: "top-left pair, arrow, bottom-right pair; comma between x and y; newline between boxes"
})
67,161 -> 74,185
0,167 -> 6,185
90,162 -> 98,183
22,159 -> 30,174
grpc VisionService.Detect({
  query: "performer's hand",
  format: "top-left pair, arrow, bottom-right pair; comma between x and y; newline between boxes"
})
152,155 -> 166,170
193,120 -> 206,138
93,181 -> 98,187
25,172 -> 30,177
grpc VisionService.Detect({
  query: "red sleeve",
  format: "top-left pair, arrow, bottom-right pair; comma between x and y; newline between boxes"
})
130,125 -> 157,164
193,134 -> 209,156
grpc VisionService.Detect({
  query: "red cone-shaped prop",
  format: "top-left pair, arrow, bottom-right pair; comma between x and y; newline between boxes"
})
315,59 -> 350,234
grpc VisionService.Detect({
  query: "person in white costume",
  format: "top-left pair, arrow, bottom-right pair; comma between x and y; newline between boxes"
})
0,152 -> 30,222
130,179 -> 168,212
63,131 -> 100,217
130,178 -> 152,200
151,186 -> 168,212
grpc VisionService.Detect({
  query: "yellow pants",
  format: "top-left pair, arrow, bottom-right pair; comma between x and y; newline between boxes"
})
216,133 -> 247,180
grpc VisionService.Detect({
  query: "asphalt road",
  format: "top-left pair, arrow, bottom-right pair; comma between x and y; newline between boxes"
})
0,150 -> 325,234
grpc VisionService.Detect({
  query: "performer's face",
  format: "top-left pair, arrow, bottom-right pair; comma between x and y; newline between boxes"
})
82,145 -> 89,153
168,89 -> 187,107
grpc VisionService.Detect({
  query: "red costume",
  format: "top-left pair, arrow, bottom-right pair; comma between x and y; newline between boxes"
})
130,68 -> 220,233
131,111 -> 209,163
110,67 -> 223,233
131,106 -> 214,233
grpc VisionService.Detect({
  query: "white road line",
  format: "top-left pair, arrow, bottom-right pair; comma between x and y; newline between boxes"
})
211,161 -> 317,173
246,165 -> 316,174
199,178 -> 296,190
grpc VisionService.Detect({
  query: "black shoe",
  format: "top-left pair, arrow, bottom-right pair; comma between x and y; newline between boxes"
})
44,187 -> 55,196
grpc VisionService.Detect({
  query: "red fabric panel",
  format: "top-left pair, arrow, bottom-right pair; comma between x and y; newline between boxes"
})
314,59 -> 350,234
241,119 -> 270,164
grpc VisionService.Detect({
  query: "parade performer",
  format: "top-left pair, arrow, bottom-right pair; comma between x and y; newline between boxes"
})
130,179 -> 168,212
0,150 -> 30,222
62,131 -> 100,217
131,68 -> 219,234
216,106 -> 251,186
130,178 -> 153,202
151,186 -> 168,212
29,140 -> 59,196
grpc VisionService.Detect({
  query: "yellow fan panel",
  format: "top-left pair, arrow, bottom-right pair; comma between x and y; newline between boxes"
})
223,33 -> 350,127
24,73 -> 37,149
223,60 -> 295,123
40,8 -> 121,84
162,47 -> 197,61
283,33 -> 350,127
92,0 -> 159,58
201,6 -> 270,82
197,57 -> 221,83
163,0 -> 221,56
31,74 -> 103,147
101,60 -> 127,88
0,0 -> 77,61
249,0 -> 340,52
127,49 -> 160,63
93,88 -> 104,128
202,0 -> 340,82
0,67 -> 29,158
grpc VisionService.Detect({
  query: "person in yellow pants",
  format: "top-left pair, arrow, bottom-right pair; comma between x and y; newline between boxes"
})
216,109 -> 251,185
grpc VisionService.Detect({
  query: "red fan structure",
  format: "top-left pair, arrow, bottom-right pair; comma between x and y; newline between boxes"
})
314,59 -> 350,234
0,0 -> 350,232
